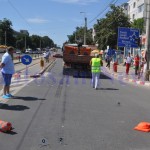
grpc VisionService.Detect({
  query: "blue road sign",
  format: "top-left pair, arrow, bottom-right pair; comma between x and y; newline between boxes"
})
117,27 -> 140,48
107,49 -> 116,56
21,55 -> 32,65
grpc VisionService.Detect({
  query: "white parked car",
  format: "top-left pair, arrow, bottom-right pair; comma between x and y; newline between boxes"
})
16,50 -> 21,54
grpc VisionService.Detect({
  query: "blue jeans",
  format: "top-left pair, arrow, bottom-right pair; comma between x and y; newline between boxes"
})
92,72 -> 100,89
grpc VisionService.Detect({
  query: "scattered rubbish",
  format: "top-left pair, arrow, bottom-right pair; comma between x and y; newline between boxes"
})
39,138 -> 49,148
59,137 -> 64,144
0,120 -> 12,132
59,137 -> 63,142
117,102 -> 120,105
134,122 -> 150,132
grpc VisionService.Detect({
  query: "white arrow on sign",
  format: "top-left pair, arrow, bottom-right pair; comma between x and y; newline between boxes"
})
23,58 -> 30,62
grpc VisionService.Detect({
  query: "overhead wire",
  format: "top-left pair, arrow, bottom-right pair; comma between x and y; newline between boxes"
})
89,0 -> 119,24
94,9 -> 126,45
7,0 -> 41,35
74,0 -> 121,43
7,0 -> 35,33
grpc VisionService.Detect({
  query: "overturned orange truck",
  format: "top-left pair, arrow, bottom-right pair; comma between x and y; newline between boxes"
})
63,44 -> 94,70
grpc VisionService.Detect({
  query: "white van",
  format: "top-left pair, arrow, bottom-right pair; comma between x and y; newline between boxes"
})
25,48 -> 32,53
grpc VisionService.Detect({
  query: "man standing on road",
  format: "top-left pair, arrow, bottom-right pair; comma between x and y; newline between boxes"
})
126,52 -> 132,75
90,53 -> 102,90
43,50 -> 51,63
0,46 -> 15,99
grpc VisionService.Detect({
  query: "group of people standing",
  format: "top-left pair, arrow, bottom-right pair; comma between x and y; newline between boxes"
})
125,52 -> 147,78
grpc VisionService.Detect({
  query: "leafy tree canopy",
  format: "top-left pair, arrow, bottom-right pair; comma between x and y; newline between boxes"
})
0,18 -> 56,49
131,18 -> 144,34
94,4 -> 131,50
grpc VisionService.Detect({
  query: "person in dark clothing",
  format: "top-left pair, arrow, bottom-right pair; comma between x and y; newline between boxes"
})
106,55 -> 111,69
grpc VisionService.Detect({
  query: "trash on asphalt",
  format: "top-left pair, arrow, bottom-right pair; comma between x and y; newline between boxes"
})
134,122 -> 150,132
0,120 -> 12,132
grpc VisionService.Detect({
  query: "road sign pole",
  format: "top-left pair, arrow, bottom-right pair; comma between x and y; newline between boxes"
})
21,55 -> 32,78
25,65 -> 28,76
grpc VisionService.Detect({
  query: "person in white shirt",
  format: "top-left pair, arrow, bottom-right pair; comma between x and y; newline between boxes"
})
126,52 -> 132,75
0,47 -> 15,99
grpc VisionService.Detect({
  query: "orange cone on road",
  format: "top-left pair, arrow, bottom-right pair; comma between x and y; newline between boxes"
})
0,120 -> 12,132
134,122 -> 150,132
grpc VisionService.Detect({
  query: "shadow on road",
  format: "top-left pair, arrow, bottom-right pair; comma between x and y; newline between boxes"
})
6,130 -> 18,135
0,104 -> 29,111
12,96 -> 46,101
1,129 -> 18,135
97,88 -> 119,90
63,68 -> 111,79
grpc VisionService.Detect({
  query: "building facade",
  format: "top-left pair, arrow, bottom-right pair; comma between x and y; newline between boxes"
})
128,0 -> 145,22
126,0 -> 149,53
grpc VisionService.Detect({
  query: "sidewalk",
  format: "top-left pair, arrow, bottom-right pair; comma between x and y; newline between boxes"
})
102,61 -> 150,87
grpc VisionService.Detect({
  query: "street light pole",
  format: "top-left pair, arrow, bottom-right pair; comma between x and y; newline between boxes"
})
80,12 -> 87,45
145,0 -> 150,80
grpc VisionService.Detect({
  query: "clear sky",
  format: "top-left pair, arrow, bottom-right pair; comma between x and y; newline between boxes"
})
0,0 -> 128,47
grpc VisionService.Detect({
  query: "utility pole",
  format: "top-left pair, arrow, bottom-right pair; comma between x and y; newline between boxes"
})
40,38 -> 41,50
25,36 -> 26,50
75,32 -> 77,43
80,12 -> 87,45
145,0 -> 150,80
5,31 -> 7,46
84,17 -> 87,45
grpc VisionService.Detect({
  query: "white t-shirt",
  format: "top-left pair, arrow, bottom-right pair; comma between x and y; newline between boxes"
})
126,56 -> 132,64
1,52 -> 15,74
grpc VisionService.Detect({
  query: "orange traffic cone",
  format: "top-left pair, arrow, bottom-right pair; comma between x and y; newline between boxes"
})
134,122 -> 150,132
0,120 -> 12,132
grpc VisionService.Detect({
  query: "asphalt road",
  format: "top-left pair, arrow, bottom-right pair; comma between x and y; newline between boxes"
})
0,58 -> 150,150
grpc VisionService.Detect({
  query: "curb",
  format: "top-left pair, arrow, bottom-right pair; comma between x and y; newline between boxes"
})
102,67 -> 150,87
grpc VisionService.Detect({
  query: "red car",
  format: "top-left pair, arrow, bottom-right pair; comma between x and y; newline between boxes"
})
53,53 -> 63,58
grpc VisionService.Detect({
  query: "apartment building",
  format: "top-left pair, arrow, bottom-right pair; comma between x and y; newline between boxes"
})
128,0 -> 145,22
126,0 -> 149,52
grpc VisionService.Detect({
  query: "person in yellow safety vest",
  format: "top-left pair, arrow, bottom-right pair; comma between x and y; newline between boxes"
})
90,53 -> 102,90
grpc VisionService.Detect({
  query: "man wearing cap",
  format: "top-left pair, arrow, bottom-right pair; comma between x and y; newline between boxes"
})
0,47 -> 15,99
90,53 -> 102,90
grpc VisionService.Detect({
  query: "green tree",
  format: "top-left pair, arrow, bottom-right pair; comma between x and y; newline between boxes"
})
30,35 -> 41,49
131,18 -> 144,34
42,36 -> 54,48
67,26 -> 93,45
94,4 -> 131,50
16,39 -> 24,50
0,18 -> 16,47
30,35 -> 54,49
16,34 -> 26,51
0,18 -> 56,49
